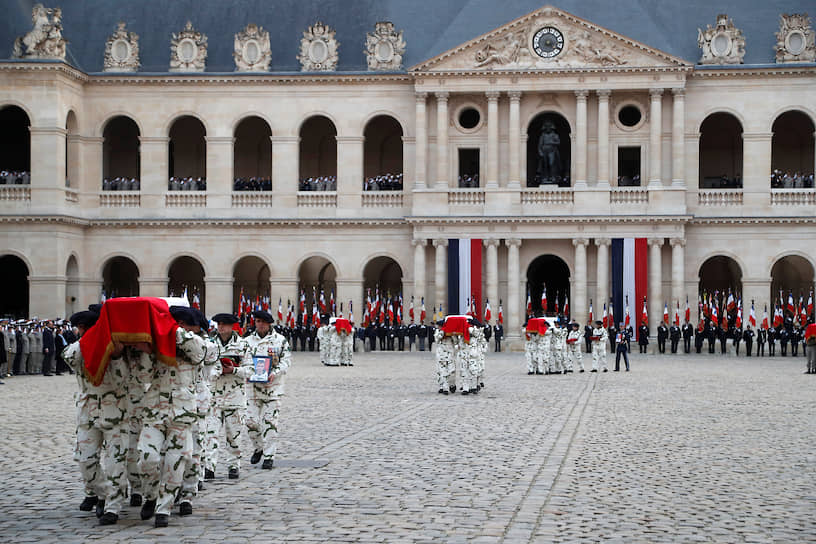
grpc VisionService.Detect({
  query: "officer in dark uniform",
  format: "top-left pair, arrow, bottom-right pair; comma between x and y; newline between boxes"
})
377,321 -> 387,350
767,327 -> 776,356
657,322 -> 668,354
791,326 -> 801,357
742,325 -> 754,356
483,323 -> 492,348
387,321 -> 396,351
779,326 -> 789,356
695,323 -> 705,353
608,322 -> 618,353
706,322 -> 716,353
756,327 -> 766,356
669,322 -> 680,353
407,321 -> 418,351
682,321 -> 694,353
614,325 -> 631,371
732,326 -> 742,355
584,321 -> 593,353
493,322 -> 503,352
396,322 -> 407,351
417,321 -> 427,351
718,325 -> 727,354
638,322 -> 649,353
427,321 -> 435,351
308,322 -> 317,351
366,323 -> 377,351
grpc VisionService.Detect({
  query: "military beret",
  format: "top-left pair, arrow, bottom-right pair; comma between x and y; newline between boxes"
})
69,310 -> 99,328
252,310 -> 275,323
211,313 -> 239,324
190,308 -> 209,330
169,306 -> 196,325
595,320 -> 603,326
88,304 -> 102,314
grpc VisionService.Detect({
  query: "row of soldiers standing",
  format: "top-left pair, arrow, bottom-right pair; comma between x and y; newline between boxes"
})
63,305 -> 291,528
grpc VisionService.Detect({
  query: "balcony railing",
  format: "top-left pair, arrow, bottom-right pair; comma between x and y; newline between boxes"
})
232,192 -> 273,207
165,191 -> 206,207
770,188 -> 816,206
448,189 -> 485,205
521,187 -> 574,205
65,189 -> 79,203
99,191 -> 140,207
610,187 -> 649,204
361,192 -> 403,208
297,191 -> 337,207
0,185 -> 31,202
698,189 -> 743,206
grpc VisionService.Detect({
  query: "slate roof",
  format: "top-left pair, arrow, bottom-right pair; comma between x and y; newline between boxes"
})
0,0 -> 810,73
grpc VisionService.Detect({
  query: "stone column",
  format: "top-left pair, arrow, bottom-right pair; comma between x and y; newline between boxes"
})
66,134 -> 83,191
648,238 -> 663,333
28,276 -> 66,319
595,238 -> 610,317
742,132 -> 773,198
29,126 -> 66,205
596,90 -> 611,187
573,91 -> 589,188
414,92 -> 428,190
484,239 -> 499,318
412,238 -> 427,305
649,88 -> 664,187
271,136 -> 299,208
140,276 -> 169,298
205,276 -> 234,316
486,91 -> 500,189
433,239 -> 448,314
671,89 -> 685,187
506,239 -> 522,336
336,136 -> 364,212
508,91 -> 522,189
205,136 -> 234,208
572,238 -> 589,324
138,136 -> 169,209
435,92 -> 449,189
670,238 -> 686,313
82,136 -> 104,196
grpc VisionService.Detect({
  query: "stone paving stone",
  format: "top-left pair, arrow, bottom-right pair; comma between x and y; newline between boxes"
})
0,351 -> 815,542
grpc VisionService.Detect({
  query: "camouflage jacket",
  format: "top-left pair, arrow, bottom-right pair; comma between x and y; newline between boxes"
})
591,327 -> 609,346
209,331 -> 252,408
63,340 -> 130,428
125,348 -> 154,419
242,329 -> 291,400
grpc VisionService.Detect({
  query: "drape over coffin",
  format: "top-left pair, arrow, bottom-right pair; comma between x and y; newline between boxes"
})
79,297 -> 179,386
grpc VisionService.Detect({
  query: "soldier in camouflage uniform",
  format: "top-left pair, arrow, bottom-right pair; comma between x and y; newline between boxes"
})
434,327 -> 455,394
339,322 -> 354,366
538,324 -> 553,374
63,310 -> 130,526
207,313 -> 251,479
590,320 -> 609,372
468,324 -> 485,391
566,322 -> 585,372
243,310 -> 292,469
125,347 -> 154,507
138,307 -> 214,527
524,327 -> 537,375
317,321 -> 334,366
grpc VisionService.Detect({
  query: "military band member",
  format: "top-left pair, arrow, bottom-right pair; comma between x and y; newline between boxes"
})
243,310 -> 292,470
590,321 -> 609,372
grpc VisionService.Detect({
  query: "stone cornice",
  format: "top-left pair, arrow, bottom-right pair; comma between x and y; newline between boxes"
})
406,215 -> 693,225
85,72 -> 413,86
413,65 -> 692,80
0,60 -> 88,83
691,64 -> 816,78
690,216 -> 816,225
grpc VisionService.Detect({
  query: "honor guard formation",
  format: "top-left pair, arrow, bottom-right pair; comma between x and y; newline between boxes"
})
433,315 -> 488,395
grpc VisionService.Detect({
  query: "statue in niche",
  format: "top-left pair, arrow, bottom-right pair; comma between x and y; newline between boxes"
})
536,120 -> 562,184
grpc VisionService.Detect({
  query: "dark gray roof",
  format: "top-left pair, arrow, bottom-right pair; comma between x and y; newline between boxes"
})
0,0 -> 811,73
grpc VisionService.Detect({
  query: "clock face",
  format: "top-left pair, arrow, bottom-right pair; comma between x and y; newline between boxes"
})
533,26 -> 564,58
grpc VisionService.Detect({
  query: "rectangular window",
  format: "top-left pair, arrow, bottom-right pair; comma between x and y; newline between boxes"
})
617,147 -> 641,186
458,149 -> 480,188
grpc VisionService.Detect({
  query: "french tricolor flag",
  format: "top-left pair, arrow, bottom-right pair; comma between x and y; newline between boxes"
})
611,238 -> 648,336
447,238 -> 483,316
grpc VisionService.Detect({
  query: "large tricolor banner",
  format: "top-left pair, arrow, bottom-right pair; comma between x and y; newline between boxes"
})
610,238 -> 648,331
447,238 -> 483,316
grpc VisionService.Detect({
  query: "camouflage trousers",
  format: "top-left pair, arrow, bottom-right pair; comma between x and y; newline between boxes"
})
127,416 -> 144,496
591,344 -> 608,371
180,417 -> 204,503
524,341 -> 536,373
340,336 -> 353,365
202,409 -> 220,474
435,348 -> 455,390
75,420 -> 128,514
568,345 -> 584,371
456,349 -> 476,392
138,418 -> 194,516
211,406 -> 244,471
246,397 -> 280,461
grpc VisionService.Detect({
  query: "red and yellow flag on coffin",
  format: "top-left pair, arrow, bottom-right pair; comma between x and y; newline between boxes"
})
79,297 -> 179,386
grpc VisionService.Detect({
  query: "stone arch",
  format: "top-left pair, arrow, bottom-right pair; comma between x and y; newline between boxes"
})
233,115 -> 273,183
362,255 -> 403,298
65,254 -> 79,317
102,255 -> 140,298
102,115 -> 141,184
297,256 -> 337,317
230,110 -> 275,133
363,114 -> 403,188
697,255 -> 743,301
298,115 -> 337,184
771,110 -> 815,184
168,255 -> 206,311
65,110 -> 79,188
99,111 -> 145,138
699,112 -> 744,188
360,110 -> 409,139
526,254 -> 571,317
526,111 -> 572,187
233,255 -> 271,314
770,255 -> 815,319
168,115 -> 207,180
0,254 -> 29,318
0,105 -> 31,174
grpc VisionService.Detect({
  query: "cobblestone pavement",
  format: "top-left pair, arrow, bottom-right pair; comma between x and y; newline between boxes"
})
1,349 -> 815,543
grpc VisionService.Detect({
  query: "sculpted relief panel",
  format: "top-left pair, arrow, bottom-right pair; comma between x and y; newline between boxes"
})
234,24 -> 272,71
298,22 -> 339,72
13,3 -> 67,60
697,14 -> 745,65
170,21 -> 207,72
103,22 -> 140,72
775,13 -> 815,63
365,22 -> 406,71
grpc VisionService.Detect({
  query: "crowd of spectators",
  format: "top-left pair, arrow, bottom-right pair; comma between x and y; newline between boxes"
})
102,177 -> 140,191
233,177 -> 272,191
299,176 -> 337,191
363,173 -> 403,191
168,176 -> 206,191
771,169 -> 814,189
0,170 -> 30,185
458,174 -> 480,188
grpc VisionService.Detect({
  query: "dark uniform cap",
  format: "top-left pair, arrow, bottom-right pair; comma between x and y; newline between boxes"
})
595,320 -> 603,326
88,304 -> 102,314
252,310 -> 275,323
69,310 -> 99,328
190,308 -> 209,330
169,306 -> 196,325
211,313 -> 239,324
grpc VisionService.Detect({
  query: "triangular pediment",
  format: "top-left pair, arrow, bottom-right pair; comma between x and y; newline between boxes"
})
411,5 -> 690,72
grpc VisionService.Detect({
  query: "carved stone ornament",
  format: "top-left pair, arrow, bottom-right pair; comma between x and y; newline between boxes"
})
103,22 -> 140,72
297,21 -> 339,72
697,14 -> 745,65
170,21 -> 207,72
234,23 -> 271,71
365,21 -> 406,71
12,4 -> 67,60
775,13 -> 816,63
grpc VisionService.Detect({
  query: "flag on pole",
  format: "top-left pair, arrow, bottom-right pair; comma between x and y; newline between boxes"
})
277,298 -> 283,322
762,305 -> 769,329
527,290 -> 532,316
498,300 -> 503,324
624,295 -> 631,327
564,295 -> 569,317
319,290 -> 326,314
685,296 -> 691,323
192,292 -> 201,310
312,301 -> 319,325
663,302 -> 669,324
541,286 -> 548,313
787,292 -> 795,314
588,299 -> 593,323
641,296 -> 648,324
773,304 -> 783,327
484,298 -> 492,322
735,301 -> 742,328
409,296 -> 415,323
420,297 -> 426,323
749,301 -> 756,328
609,300 -> 615,328
726,290 -> 736,312
329,289 -> 335,316
674,302 -> 680,326
554,293 -> 559,315
299,289 -> 306,314
349,301 -> 354,323
808,291 -> 814,316
602,302 -> 608,328
711,302 -> 719,327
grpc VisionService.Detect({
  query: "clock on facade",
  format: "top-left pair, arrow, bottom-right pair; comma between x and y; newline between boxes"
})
532,26 -> 564,58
